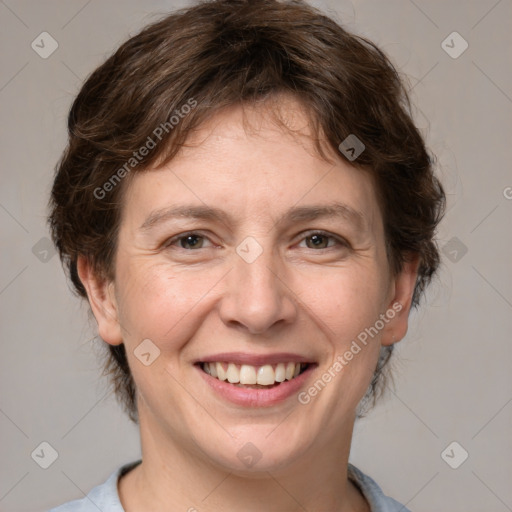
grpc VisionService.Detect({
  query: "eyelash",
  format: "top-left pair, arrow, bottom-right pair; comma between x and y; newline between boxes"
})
164,230 -> 349,251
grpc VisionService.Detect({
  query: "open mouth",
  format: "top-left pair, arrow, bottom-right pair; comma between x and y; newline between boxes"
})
199,362 -> 311,389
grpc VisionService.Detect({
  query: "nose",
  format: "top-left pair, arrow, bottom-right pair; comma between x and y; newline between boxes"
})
218,245 -> 297,334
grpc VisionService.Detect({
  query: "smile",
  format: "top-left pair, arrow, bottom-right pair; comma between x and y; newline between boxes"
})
201,362 -> 310,387
196,354 -> 316,406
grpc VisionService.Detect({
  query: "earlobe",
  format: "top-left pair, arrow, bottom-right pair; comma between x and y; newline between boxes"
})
76,256 -> 123,346
381,254 -> 420,346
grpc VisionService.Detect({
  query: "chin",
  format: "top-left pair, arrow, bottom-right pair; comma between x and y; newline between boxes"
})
192,422 -> 316,475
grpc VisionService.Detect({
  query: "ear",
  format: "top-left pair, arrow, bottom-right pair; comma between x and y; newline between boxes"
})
381,254 -> 420,347
77,256 -> 123,346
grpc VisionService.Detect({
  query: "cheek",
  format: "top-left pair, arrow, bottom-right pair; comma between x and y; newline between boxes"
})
298,265 -> 389,395
115,261 -> 220,347
299,265 -> 389,340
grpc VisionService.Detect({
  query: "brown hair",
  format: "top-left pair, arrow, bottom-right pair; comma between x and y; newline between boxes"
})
49,0 -> 445,423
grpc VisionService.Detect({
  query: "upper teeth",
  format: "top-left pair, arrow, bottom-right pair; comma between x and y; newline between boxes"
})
203,362 -> 305,385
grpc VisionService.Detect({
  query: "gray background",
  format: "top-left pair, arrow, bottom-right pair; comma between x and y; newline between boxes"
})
1,0 -> 511,511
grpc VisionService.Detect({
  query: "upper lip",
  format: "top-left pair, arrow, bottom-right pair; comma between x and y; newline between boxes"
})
195,352 -> 315,366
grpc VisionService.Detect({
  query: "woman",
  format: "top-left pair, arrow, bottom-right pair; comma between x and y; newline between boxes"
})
48,0 -> 445,510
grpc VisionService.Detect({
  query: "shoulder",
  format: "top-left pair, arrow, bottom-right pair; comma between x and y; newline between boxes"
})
47,460 -> 142,512
348,463 -> 412,512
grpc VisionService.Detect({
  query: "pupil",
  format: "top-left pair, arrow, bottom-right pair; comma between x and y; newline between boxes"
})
183,235 -> 201,248
309,234 -> 326,248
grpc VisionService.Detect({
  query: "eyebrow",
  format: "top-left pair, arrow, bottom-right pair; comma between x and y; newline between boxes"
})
139,202 -> 368,232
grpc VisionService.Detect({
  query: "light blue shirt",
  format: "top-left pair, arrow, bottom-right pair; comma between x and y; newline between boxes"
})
48,460 -> 411,512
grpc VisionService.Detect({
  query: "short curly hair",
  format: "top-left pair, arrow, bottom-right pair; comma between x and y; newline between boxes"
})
49,0 -> 445,423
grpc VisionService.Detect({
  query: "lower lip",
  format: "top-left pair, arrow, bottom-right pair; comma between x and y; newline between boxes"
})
197,365 -> 316,407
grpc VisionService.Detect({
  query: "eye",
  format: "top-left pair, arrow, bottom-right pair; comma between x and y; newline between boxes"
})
298,231 -> 347,250
166,232 -> 214,250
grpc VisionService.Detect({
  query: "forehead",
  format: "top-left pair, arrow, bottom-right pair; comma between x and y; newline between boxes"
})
175,95 -> 335,168
122,97 -> 382,234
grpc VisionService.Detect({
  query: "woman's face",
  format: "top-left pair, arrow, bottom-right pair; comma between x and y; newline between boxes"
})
83,97 -> 417,474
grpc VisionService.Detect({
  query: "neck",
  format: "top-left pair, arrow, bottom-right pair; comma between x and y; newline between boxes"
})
119,410 -> 368,512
